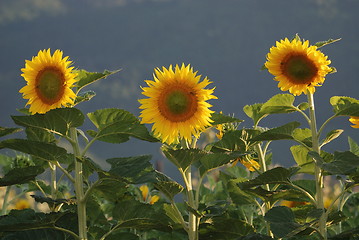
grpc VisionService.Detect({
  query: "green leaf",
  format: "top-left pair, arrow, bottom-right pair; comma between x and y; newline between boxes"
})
12,108 -> 84,138
0,166 -> 44,186
0,126 -> 22,138
210,112 -> 243,125
91,178 -> 128,202
251,121 -> 301,141
240,167 -> 297,188
75,69 -> 121,93
260,94 -> 297,115
348,136 -> 359,156
87,108 -> 158,143
105,232 -> 139,240
0,139 -> 71,164
163,203 -> 184,225
264,206 -> 302,238
25,127 -> 56,143
320,129 -> 344,147
212,129 -> 260,152
105,155 -> 156,184
227,180 -> 258,205
292,128 -> 312,147
112,200 -> 171,231
154,171 -> 183,200
74,90 -> 96,105
330,96 -> 359,116
321,151 -> 359,175
197,152 -> 238,176
314,38 -> 341,48
162,148 -> 206,170
297,102 -> 309,111
243,103 -> 266,126
290,145 -> 314,174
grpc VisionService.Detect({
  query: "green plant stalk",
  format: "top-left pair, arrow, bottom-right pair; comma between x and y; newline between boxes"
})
70,128 -> 87,240
184,166 -> 198,240
1,186 -> 11,215
307,92 -> 326,240
49,162 -> 57,202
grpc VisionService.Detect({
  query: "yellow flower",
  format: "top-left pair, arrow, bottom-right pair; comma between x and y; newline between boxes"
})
139,64 -> 217,145
349,116 -> 359,128
14,199 -> 31,210
215,124 -> 224,140
232,157 -> 260,172
281,200 -> 308,208
139,185 -> 160,204
265,38 -> 331,96
149,195 -> 160,205
20,49 -> 77,114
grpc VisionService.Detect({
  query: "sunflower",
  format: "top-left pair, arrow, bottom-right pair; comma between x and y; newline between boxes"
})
20,49 -> 77,114
265,38 -> 332,96
139,64 -> 217,145
349,116 -> 359,128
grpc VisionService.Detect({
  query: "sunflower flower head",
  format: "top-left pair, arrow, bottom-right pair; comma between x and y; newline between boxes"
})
265,37 -> 332,96
349,116 -> 359,128
20,49 -> 78,114
139,64 -> 217,145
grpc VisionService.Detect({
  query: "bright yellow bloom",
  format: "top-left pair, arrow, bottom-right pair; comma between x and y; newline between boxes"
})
139,64 -> 217,145
349,116 -> 359,128
232,157 -> 260,172
140,185 -> 149,201
149,195 -> 160,205
20,49 -> 77,114
215,124 -> 224,140
14,199 -> 31,210
265,38 -> 331,96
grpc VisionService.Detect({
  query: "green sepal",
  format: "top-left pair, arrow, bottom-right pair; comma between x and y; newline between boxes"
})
87,108 -> 158,143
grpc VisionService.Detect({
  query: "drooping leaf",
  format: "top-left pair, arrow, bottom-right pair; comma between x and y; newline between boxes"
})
154,171 -> 183,200
240,167 -> 297,188
12,108 -> 84,138
0,139 -> 71,164
260,94 -> 297,115
292,128 -> 312,147
162,148 -> 206,171
320,129 -> 344,147
0,166 -> 44,186
112,200 -> 171,231
348,136 -> 359,156
243,103 -> 267,126
320,151 -> 359,175
74,90 -> 96,105
290,145 -> 315,174
87,108 -> 158,143
210,112 -> 243,125
105,155 -> 156,184
264,206 -> 302,238
0,126 -> 22,138
251,121 -> 301,141
330,96 -> 359,116
198,152 -> 239,176
163,203 -> 184,225
75,69 -> 121,93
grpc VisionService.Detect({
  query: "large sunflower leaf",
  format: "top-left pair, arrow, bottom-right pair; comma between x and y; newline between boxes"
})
251,121 -> 301,141
104,155 -> 156,184
0,139 -> 71,164
290,145 -> 315,174
0,126 -> 22,138
330,96 -> 359,116
154,171 -> 183,200
210,112 -> 243,125
211,129 -> 261,152
197,152 -> 238,176
243,103 -> 266,126
87,108 -> 158,143
112,200 -> 171,231
0,166 -> 45,186
74,69 -> 121,93
319,151 -> 359,175
162,148 -> 207,171
349,136 -> 359,156
260,94 -> 297,115
11,108 -> 84,138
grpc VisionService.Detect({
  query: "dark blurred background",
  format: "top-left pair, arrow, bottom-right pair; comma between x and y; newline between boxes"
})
1,0 -> 358,180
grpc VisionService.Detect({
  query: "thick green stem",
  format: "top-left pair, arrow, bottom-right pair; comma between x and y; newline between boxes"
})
307,92 -> 327,240
49,163 -> 57,198
185,166 -> 198,240
70,128 -> 87,240
1,186 -> 11,215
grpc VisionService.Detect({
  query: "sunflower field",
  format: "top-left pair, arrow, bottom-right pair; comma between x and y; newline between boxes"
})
0,34 -> 359,240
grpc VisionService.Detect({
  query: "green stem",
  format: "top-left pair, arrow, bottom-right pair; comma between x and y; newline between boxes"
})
55,161 -> 75,183
290,183 -> 317,207
185,166 -> 198,240
307,92 -> 326,240
49,162 -> 57,201
70,128 -> 87,240
1,186 -> 11,215
317,115 -> 337,138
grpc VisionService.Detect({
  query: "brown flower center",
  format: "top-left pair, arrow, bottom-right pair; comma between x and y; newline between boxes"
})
281,54 -> 318,85
158,83 -> 198,122
35,67 -> 65,105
